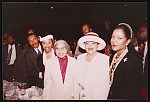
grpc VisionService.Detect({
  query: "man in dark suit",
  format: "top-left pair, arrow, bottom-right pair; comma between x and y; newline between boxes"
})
2,35 -> 21,81
24,33 -> 44,88
13,43 -> 29,83
137,24 -> 148,100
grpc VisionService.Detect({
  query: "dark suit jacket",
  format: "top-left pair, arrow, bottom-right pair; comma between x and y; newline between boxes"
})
2,44 -> 21,80
108,51 -> 143,100
13,48 -> 29,83
141,52 -> 148,89
37,53 -> 45,78
24,47 -> 44,88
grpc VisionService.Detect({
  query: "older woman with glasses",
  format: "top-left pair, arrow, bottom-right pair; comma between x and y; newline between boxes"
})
42,40 -> 77,100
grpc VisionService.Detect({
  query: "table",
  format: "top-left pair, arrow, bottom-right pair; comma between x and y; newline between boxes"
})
3,80 -> 43,100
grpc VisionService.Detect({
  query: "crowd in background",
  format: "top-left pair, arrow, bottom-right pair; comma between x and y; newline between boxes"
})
2,22 -> 148,100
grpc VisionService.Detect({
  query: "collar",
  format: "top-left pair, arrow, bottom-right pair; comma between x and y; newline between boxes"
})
145,41 -> 147,45
34,44 -> 42,53
57,55 -> 68,62
43,48 -> 55,57
43,49 -> 55,65
114,48 -> 128,58
8,44 -> 15,48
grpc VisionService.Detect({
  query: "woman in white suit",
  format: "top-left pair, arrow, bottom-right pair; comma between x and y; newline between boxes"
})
73,32 -> 110,100
42,40 -> 77,100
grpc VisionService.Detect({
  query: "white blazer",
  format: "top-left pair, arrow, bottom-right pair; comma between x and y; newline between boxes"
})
42,55 -> 77,100
73,52 -> 110,100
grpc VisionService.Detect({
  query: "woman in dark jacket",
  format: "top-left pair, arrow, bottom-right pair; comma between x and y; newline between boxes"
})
108,23 -> 143,100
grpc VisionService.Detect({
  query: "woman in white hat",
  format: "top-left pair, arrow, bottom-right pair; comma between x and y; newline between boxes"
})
37,33 -> 55,86
72,32 -> 110,100
30,33 -> 55,100
42,40 -> 77,100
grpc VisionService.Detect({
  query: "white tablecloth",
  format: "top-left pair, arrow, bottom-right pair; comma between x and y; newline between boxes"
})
3,80 -> 43,100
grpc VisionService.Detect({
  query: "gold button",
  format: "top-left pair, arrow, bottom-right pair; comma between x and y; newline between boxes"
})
82,94 -> 86,97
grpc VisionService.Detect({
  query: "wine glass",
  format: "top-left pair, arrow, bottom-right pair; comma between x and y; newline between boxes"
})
28,91 -> 33,99
20,89 -> 26,96
18,83 -> 27,100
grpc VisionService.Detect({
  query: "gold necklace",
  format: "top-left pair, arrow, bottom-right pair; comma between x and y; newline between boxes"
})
109,49 -> 128,86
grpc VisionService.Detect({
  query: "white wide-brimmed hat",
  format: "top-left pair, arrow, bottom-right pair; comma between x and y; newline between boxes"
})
78,32 -> 106,50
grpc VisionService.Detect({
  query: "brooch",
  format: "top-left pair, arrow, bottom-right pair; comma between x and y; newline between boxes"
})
123,58 -> 128,62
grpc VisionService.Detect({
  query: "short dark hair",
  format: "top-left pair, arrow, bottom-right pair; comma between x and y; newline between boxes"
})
26,33 -> 37,38
39,32 -> 51,38
82,24 -> 92,29
7,34 -> 16,40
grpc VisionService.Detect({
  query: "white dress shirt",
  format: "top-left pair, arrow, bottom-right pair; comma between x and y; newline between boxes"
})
143,41 -> 147,72
8,44 -> 16,65
34,44 -> 43,79
34,44 -> 42,54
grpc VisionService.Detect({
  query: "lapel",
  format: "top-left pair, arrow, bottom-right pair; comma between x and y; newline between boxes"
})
3,45 -> 9,62
145,52 -> 148,61
6,44 -> 8,57
55,57 -> 64,87
41,53 -> 44,67
30,47 -> 39,58
15,44 -> 19,57
114,52 -> 129,74
144,52 -> 148,70
30,44 -> 43,57
110,54 -> 114,66
15,45 -> 17,55
63,56 -> 71,87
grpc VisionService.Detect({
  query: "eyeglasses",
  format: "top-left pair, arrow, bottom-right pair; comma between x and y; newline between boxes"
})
55,47 -> 67,51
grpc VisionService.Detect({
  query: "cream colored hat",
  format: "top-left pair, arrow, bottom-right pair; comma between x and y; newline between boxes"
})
78,32 -> 106,50
39,34 -> 53,42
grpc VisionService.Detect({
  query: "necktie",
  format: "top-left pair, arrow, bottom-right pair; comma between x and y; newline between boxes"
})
37,49 -> 41,55
6,45 -> 12,64
140,43 -> 145,55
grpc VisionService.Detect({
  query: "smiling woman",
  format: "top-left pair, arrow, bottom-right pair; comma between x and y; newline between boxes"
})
72,32 -> 110,100
108,23 -> 143,100
42,40 -> 77,100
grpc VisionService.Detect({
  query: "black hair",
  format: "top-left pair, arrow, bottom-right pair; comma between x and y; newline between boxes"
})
82,24 -> 92,29
7,34 -> 16,40
115,24 -> 135,52
116,25 -> 131,39
39,32 -> 51,38
110,23 -> 138,57
26,33 -> 37,38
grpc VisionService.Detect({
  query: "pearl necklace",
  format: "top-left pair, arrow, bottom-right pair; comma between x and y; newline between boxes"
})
109,48 -> 128,86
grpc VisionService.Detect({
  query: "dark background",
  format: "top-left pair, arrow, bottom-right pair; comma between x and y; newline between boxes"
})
2,2 -> 147,42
